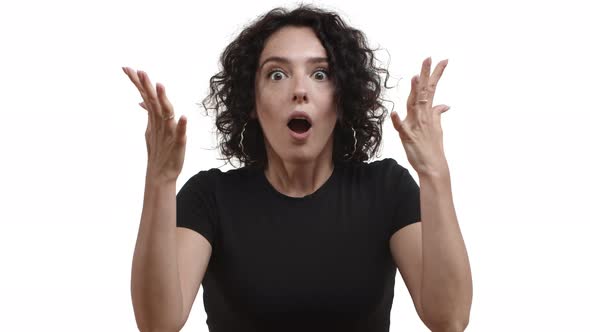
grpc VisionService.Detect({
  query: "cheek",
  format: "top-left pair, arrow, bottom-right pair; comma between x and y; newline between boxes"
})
318,91 -> 338,117
255,98 -> 282,128
260,87 -> 289,106
315,108 -> 338,134
256,81 -> 285,104
317,86 -> 336,107
323,110 -> 339,131
256,89 -> 289,123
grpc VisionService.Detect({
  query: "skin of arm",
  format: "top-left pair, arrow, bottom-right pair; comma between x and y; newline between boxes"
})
419,169 -> 472,331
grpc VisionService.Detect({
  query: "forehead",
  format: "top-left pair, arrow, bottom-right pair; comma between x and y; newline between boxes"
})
259,26 -> 327,63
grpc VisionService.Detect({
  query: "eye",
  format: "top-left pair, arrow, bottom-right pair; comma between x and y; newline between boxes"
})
268,69 -> 286,81
313,68 -> 330,81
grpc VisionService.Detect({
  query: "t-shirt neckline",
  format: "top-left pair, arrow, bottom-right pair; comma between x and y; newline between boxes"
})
259,163 -> 340,201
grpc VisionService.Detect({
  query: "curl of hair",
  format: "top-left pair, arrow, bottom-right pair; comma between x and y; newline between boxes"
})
202,3 -> 392,169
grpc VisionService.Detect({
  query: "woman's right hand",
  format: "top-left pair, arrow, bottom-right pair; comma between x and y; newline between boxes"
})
122,67 -> 187,184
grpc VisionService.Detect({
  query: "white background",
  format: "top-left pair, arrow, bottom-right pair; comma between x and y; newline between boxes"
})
1,0 -> 589,331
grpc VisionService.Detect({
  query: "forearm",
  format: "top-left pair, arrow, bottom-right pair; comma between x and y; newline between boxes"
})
131,177 -> 183,331
419,171 -> 472,330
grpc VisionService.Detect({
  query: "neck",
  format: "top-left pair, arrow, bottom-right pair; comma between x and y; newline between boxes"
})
263,143 -> 334,198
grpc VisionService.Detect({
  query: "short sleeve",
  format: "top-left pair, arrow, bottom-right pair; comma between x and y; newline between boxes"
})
176,169 -> 220,246
389,167 -> 422,238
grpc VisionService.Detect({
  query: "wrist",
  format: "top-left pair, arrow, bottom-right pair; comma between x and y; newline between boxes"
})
145,170 -> 177,188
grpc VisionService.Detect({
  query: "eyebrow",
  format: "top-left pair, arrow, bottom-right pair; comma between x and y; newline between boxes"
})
258,56 -> 329,70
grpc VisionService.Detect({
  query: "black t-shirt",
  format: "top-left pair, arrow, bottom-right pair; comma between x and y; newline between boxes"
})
176,158 -> 421,332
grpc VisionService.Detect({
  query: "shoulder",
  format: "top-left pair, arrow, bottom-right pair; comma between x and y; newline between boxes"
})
343,157 -> 408,178
340,158 -> 414,195
184,167 -> 223,187
370,158 -> 412,182
366,157 -> 401,170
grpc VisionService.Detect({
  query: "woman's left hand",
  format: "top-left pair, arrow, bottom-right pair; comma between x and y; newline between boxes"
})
390,57 -> 451,177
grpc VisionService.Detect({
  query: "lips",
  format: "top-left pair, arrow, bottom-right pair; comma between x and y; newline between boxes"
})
287,110 -> 312,133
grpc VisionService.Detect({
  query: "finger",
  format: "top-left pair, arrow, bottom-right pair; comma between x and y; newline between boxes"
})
140,102 -> 152,134
138,70 -> 163,120
156,83 -> 175,131
417,57 -> 432,107
175,115 -> 188,143
433,104 -> 451,116
139,102 -> 152,133
419,57 -> 432,89
428,59 -> 448,96
124,67 -> 155,125
406,75 -> 419,113
156,83 -> 176,132
122,67 -> 148,101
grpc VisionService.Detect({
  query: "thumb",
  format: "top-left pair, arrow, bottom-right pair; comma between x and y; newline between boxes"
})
390,111 -> 402,132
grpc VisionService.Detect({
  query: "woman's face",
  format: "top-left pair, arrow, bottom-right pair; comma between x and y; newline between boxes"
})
253,26 -> 338,165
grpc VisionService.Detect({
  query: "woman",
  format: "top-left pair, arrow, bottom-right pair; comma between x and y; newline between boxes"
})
124,4 -> 472,332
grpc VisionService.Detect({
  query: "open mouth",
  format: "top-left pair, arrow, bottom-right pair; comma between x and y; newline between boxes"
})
287,118 -> 312,133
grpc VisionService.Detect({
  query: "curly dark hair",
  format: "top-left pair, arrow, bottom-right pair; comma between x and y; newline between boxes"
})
202,3 -> 392,169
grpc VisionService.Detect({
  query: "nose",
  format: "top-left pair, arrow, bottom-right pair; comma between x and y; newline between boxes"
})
292,91 -> 307,103
292,75 -> 308,103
